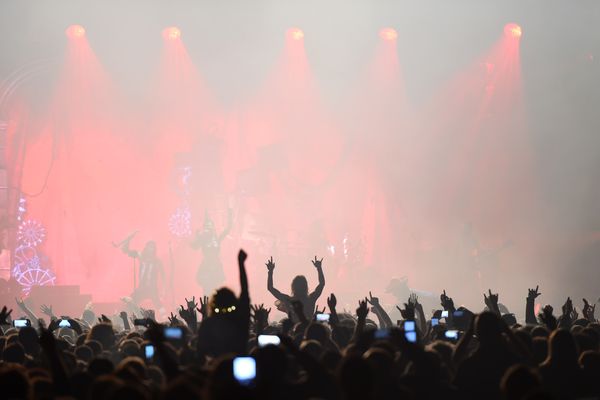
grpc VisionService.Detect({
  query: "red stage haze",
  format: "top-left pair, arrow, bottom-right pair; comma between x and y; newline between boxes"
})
504,23 -> 522,39
163,27 -> 181,40
65,24 -> 86,39
379,28 -> 398,41
287,28 -> 304,41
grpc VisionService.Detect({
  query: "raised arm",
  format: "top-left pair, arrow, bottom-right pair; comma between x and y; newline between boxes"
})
367,291 -> 393,329
526,286 -> 541,325
238,250 -> 250,319
15,298 -> 40,328
351,298 -> 369,343
453,315 -> 475,365
266,257 -> 291,302
309,256 -> 325,301
484,289 -> 501,316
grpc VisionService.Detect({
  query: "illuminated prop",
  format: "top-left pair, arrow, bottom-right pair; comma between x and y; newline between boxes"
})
12,245 -> 56,295
17,219 -> 46,247
168,206 -> 192,238
12,198 -> 56,293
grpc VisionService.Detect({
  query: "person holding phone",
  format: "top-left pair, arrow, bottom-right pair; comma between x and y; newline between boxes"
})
266,256 -> 325,322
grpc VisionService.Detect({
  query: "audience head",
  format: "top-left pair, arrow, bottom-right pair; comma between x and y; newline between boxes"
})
475,311 -> 503,345
501,364 -> 541,400
545,329 -> 579,367
87,324 -> 115,351
291,275 -> 308,298
209,287 -> 238,317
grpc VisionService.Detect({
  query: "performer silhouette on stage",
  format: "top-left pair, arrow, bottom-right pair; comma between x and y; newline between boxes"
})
117,233 -> 165,310
192,208 -> 233,294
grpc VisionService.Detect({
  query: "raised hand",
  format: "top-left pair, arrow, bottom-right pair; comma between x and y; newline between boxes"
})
588,304 -> 596,322
251,303 -> 271,332
367,291 -> 380,307
40,304 -> 54,318
168,312 -> 182,326
0,306 -> 12,325
396,301 -> 416,321
327,293 -> 337,311
185,296 -> 198,312
119,311 -> 130,330
265,257 -> 275,272
98,314 -> 112,324
409,293 -> 418,306
440,290 -> 455,311
527,286 -> 541,301
178,304 -> 196,325
572,307 -> 579,321
238,249 -> 247,265
583,299 -> 596,321
15,297 -> 27,311
196,296 -> 209,319
311,256 -> 324,269
356,298 -> 369,320
538,305 -> 557,330
484,289 -> 499,314
562,297 -> 573,317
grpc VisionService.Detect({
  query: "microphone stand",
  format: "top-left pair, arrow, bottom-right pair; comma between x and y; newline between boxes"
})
113,231 -> 139,295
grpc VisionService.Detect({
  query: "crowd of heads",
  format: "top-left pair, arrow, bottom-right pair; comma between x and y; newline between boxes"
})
1,249 -> 599,400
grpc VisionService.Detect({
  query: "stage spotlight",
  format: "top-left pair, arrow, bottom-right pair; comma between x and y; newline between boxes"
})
287,28 -> 304,41
163,27 -> 181,40
379,28 -> 398,41
504,23 -> 522,39
65,25 -> 86,39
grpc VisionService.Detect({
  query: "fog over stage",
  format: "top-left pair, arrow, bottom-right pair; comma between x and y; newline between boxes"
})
1,1 -> 599,318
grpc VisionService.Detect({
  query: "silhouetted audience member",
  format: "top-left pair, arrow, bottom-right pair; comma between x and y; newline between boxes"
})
0,251 -> 598,400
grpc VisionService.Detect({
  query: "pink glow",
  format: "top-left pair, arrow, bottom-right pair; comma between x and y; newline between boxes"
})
379,28 -> 398,41
65,24 -> 86,39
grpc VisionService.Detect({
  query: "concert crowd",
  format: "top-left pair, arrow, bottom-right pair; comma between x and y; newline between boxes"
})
1,249 -> 599,400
